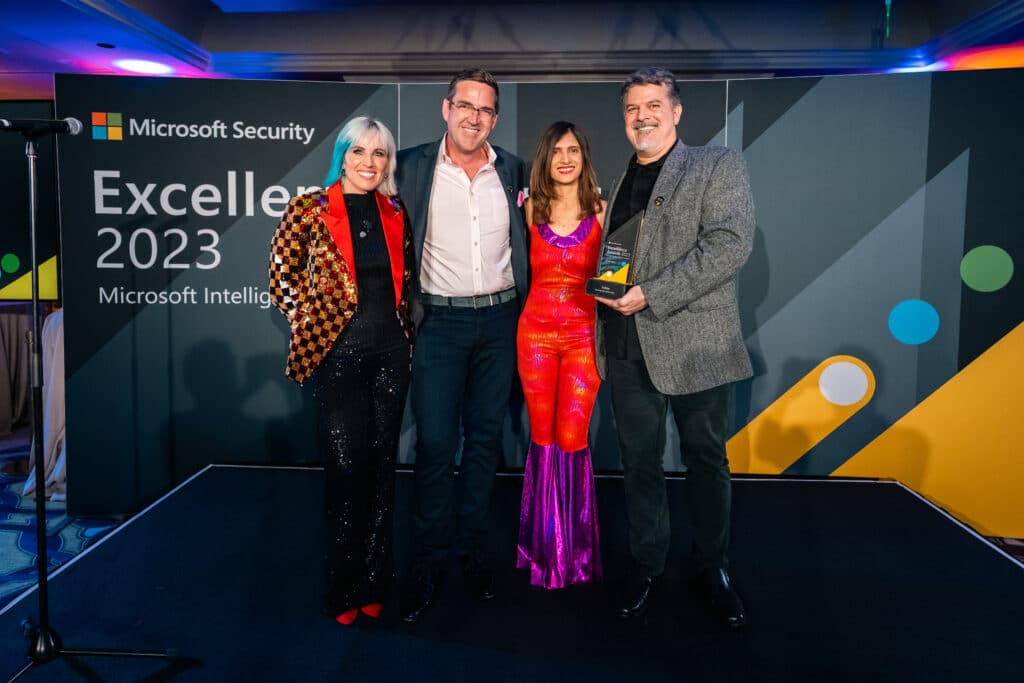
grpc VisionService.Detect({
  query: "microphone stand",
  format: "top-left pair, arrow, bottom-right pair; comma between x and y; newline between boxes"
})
7,130 -> 180,681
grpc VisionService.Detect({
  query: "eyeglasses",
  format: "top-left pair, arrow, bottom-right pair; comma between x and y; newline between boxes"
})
448,98 -> 497,120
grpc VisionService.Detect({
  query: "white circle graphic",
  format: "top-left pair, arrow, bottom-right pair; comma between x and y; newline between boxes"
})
818,361 -> 869,406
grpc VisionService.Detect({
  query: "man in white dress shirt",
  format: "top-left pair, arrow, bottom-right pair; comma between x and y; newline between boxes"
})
395,68 -> 529,623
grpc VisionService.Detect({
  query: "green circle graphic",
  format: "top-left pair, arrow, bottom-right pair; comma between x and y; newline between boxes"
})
960,245 -> 1013,292
0,253 -> 20,274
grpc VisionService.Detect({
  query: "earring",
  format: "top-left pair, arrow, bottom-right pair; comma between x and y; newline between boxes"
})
383,173 -> 389,180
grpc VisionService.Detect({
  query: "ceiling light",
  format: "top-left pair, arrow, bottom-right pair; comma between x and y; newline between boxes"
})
113,59 -> 174,75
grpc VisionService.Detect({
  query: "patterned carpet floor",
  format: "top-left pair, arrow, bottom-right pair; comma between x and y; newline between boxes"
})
0,428 -> 118,611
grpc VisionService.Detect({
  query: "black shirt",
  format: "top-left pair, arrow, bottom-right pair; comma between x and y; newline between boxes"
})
601,140 -> 678,360
335,193 -> 406,353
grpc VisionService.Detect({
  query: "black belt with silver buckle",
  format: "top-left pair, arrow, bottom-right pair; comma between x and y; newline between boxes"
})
421,288 -> 517,309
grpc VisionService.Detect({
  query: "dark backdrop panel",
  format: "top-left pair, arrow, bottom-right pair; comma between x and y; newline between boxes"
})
56,75 -> 397,514
0,100 -> 59,300
727,72 -> 951,476
926,69 -> 1024,369
54,71 -> 1023,518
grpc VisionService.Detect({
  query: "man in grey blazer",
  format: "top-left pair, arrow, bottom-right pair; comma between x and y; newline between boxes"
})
395,68 -> 529,623
595,67 -> 754,628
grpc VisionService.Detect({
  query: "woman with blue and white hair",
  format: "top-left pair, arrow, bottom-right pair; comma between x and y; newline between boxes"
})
269,115 -> 413,625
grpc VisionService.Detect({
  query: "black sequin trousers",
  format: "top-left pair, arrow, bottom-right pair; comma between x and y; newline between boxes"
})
314,343 -> 410,614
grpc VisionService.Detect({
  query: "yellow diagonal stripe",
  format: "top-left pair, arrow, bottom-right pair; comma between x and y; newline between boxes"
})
0,256 -> 58,300
836,322 -> 1024,537
728,355 -> 876,474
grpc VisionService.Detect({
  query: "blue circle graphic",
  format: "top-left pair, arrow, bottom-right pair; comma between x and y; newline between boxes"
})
888,299 -> 939,345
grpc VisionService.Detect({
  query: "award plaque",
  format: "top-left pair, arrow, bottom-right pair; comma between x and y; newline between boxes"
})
586,210 -> 644,298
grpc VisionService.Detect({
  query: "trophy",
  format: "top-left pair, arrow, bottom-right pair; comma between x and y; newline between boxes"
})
586,210 -> 644,298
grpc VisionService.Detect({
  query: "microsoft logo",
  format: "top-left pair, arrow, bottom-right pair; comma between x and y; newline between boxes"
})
92,112 -> 123,140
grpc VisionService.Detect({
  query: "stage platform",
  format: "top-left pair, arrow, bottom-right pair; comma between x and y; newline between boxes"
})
1,466 -> 1020,682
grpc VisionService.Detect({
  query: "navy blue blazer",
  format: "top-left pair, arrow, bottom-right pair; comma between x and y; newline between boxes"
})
395,140 -> 530,306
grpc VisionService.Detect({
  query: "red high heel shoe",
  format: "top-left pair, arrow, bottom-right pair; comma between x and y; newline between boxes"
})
359,603 -> 382,618
335,609 -> 358,625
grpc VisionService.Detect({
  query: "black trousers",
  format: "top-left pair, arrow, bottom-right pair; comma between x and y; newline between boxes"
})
410,300 -> 519,573
607,359 -> 732,576
315,343 -> 411,613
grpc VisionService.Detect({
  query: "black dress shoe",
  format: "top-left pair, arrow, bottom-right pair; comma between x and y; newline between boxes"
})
697,568 -> 746,629
617,573 -> 653,620
401,574 -> 441,624
460,555 -> 496,601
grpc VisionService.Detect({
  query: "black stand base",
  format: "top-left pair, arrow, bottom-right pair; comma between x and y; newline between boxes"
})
8,619 -> 174,682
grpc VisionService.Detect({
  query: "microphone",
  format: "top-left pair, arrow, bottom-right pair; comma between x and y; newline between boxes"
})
0,117 -> 83,136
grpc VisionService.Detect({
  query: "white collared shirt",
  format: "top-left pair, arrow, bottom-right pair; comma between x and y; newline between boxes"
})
420,137 -> 513,297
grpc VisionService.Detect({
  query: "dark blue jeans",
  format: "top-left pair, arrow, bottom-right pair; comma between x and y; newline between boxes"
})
410,299 -> 518,573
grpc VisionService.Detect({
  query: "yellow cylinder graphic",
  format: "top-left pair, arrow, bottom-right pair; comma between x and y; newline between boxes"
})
727,355 -> 876,474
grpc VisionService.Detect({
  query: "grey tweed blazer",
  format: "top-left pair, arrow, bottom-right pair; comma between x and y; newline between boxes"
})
596,143 -> 755,395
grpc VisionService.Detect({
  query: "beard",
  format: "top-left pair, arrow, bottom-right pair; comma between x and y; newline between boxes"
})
632,124 -> 658,151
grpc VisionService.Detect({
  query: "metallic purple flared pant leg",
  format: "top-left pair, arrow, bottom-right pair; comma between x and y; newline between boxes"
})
517,441 -> 602,589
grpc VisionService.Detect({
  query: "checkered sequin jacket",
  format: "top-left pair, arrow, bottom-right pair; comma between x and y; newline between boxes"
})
268,182 -> 414,384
